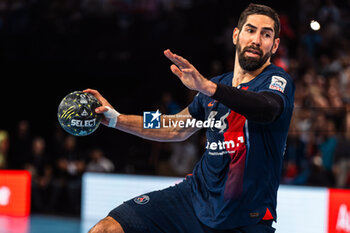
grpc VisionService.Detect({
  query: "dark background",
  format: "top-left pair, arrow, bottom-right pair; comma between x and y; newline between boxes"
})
1,0 -> 350,188
0,0 -> 298,169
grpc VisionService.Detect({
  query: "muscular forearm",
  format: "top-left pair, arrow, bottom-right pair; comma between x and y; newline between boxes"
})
115,110 -> 199,142
83,89 -> 199,140
115,114 -> 181,142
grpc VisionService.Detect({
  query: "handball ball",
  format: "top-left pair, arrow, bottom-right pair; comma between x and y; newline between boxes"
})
58,91 -> 102,136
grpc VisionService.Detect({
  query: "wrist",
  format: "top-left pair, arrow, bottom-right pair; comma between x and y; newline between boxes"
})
201,80 -> 217,97
104,106 -> 120,128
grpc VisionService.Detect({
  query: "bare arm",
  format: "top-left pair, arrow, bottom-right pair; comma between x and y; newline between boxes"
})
116,108 -> 199,142
84,89 -> 199,142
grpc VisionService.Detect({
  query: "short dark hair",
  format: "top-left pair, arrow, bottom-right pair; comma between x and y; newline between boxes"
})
237,3 -> 280,39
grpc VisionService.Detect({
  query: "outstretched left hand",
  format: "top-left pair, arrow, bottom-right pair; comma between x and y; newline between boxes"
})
164,49 -> 216,96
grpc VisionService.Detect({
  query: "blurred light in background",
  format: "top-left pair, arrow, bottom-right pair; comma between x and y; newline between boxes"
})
310,20 -> 321,31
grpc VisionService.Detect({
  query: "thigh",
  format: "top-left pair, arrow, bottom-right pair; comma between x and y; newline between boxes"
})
88,216 -> 125,233
108,180 -> 206,233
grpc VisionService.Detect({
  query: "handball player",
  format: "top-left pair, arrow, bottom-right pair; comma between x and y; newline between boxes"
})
86,3 -> 295,233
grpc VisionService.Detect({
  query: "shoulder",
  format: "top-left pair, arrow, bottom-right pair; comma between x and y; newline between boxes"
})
263,65 -> 294,85
259,64 -> 295,94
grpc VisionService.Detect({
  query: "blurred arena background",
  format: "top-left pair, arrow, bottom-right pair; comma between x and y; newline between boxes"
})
1,0 -> 350,232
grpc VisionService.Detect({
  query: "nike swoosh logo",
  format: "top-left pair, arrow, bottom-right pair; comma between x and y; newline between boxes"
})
208,101 -> 216,107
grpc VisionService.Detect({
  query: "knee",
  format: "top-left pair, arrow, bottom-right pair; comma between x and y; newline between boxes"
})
88,216 -> 124,233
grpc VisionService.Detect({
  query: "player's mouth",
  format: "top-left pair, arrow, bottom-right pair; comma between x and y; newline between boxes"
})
244,47 -> 262,57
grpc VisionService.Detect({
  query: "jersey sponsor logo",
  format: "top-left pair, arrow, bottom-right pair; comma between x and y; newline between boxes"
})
208,100 -> 217,107
134,195 -> 150,205
205,110 -> 245,157
269,76 -> 287,93
206,137 -> 244,155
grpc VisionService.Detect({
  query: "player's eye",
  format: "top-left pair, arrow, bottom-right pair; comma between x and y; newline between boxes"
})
246,28 -> 254,33
264,33 -> 271,38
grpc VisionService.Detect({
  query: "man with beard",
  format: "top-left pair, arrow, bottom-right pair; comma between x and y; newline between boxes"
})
87,3 -> 294,233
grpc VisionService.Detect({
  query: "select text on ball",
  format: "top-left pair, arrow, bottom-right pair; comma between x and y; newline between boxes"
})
71,119 -> 96,127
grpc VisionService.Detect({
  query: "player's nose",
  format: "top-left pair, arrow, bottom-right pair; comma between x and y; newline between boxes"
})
251,33 -> 261,47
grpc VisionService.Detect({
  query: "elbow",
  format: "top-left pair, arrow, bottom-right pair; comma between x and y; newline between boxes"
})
167,127 -> 196,142
167,131 -> 190,142
263,105 -> 280,122
248,104 -> 282,124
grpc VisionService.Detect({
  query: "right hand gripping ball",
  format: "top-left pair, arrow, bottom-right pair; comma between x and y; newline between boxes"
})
58,91 -> 102,136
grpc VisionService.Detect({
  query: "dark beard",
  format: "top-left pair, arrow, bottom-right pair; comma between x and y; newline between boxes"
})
237,43 -> 271,71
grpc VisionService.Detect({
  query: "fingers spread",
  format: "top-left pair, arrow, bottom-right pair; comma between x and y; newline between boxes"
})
170,64 -> 183,78
164,49 -> 179,66
173,54 -> 190,68
164,49 -> 172,58
164,49 -> 190,69
181,68 -> 194,74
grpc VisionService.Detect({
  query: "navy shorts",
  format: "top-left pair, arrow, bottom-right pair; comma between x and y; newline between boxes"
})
108,180 -> 275,233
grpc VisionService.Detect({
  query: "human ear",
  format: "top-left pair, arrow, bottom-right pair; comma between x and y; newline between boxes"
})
272,38 -> 280,54
232,27 -> 240,45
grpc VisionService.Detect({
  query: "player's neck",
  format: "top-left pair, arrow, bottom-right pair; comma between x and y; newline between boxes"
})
232,56 -> 271,87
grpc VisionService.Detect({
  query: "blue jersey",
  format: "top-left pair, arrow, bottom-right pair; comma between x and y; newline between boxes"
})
187,64 -> 295,229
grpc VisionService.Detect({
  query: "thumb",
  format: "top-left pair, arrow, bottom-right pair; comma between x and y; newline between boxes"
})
95,106 -> 108,114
